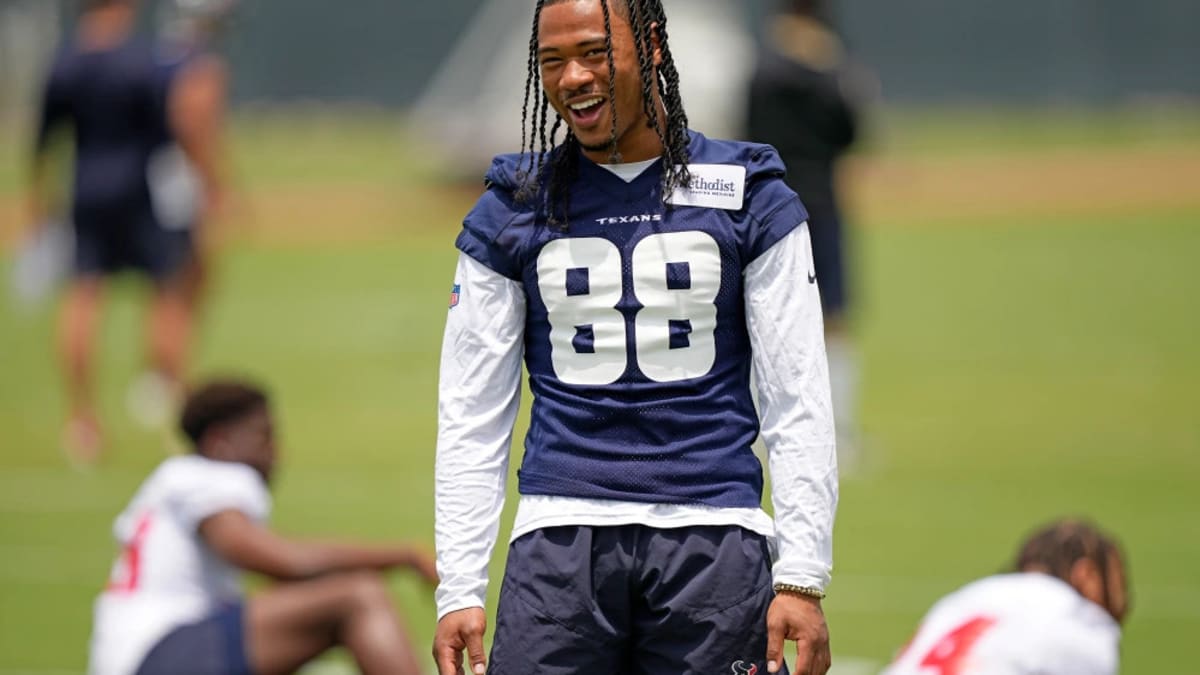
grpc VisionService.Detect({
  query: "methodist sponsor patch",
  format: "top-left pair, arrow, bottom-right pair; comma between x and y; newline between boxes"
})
667,164 -> 746,210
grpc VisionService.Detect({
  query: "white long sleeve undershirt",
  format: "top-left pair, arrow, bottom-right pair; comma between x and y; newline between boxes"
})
433,224 -> 837,620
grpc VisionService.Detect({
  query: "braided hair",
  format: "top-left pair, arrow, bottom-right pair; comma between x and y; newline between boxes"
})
517,0 -> 692,228
1013,519 -> 1126,618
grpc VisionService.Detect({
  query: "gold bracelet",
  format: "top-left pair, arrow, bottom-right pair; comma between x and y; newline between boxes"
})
773,583 -> 826,600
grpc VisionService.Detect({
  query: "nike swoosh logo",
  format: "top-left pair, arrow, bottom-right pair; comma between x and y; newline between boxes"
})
808,271 -> 817,284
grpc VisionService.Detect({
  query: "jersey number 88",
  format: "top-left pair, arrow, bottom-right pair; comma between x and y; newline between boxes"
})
536,231 -> 720,385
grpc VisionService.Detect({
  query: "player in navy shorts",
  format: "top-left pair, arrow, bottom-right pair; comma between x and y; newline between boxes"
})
432,2 -> 838,674
27,0 -> 214,463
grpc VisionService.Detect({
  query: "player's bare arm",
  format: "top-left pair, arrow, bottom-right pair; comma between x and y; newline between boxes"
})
766,594 -> 831,675
433,607 -> 488,675
170,54 -> 229,220
199,509 -> 437,582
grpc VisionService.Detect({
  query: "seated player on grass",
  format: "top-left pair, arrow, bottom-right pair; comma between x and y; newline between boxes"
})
87,380 -> 437,675
881,518 -> 1129,675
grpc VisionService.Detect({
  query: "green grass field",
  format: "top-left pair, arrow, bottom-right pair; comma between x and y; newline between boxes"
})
1,109 -> 1198,673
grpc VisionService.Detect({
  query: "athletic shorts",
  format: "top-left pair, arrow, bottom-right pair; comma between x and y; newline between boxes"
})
488,524 -> 786,675
136,602 -> 252,675
72,202 -> 193,282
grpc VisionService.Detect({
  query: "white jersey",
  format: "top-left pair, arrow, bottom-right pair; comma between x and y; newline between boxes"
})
881,573 -> 1121,675
87,455 -> 271,675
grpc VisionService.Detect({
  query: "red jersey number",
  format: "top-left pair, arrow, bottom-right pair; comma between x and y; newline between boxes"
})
918,616 -> 997,675
106,512 -> 154,593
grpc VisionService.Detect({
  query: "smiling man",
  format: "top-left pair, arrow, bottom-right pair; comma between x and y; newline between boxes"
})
432,2 -> 838,674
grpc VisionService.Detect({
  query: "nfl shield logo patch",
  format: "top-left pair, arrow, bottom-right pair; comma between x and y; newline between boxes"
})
449,284 -> 461,308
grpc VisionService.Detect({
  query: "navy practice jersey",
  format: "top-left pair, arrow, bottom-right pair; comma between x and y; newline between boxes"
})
35,37 -> 167,214
457,131 -> 808,509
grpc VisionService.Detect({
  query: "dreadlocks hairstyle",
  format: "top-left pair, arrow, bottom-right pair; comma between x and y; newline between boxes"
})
1014,519 -> 1125,610
180,380 -> 269,448
517,0 -> 692,228
1014,519 -> 1122,580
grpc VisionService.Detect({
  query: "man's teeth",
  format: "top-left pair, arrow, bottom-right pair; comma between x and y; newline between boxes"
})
570,97 -> 603,111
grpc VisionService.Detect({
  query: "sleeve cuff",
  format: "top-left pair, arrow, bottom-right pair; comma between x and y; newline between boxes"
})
771,558 -> 832,593
435,581 -> 487,620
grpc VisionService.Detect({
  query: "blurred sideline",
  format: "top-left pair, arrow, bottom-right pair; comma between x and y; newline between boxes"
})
2,106 -> 1199,253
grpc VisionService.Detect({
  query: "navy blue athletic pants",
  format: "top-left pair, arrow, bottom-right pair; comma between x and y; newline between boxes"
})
489,524 -> 784,675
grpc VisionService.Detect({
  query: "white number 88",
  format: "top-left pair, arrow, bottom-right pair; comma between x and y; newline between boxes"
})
536,231 -> 720,385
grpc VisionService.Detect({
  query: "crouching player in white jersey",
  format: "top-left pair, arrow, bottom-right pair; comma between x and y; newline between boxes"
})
87,380 -> 438,675
881,519 -> 1130,675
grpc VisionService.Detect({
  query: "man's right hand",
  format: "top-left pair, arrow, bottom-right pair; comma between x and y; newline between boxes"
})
433,607 -> 488,675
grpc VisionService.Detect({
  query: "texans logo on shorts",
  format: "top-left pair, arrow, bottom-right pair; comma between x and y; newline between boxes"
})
449,283 -> 461,308
731,660 -> 758,675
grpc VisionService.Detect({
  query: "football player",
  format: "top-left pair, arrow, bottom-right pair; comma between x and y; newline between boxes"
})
881,519 -> 1129,675
432,2 -> 838,674
124,0 -> 240,430
28,0 -> 197,463
87,380 -> 437,675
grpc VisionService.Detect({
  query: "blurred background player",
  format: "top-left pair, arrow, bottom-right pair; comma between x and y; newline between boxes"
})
124,0 -> 238,429
745,0 -> 871,464
26,0 -> 206,464
152,0 -> 236,244
88,379 -> 438,675
880,519 -> 1130,675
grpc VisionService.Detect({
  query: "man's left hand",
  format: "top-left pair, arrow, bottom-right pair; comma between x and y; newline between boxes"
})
765,593 -> 831,675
